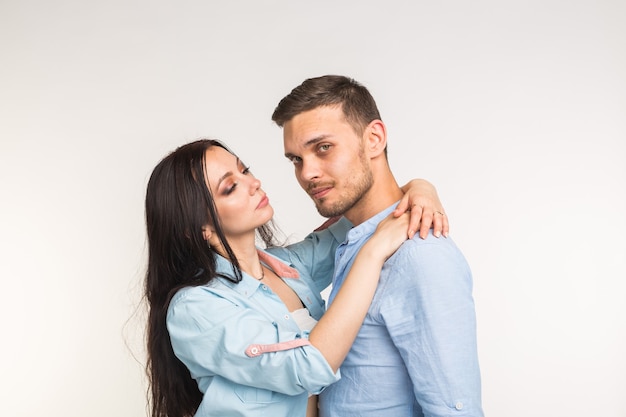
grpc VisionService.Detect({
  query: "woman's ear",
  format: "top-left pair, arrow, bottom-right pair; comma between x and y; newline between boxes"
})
202,225 -> 213,241
364,119 -> 388,158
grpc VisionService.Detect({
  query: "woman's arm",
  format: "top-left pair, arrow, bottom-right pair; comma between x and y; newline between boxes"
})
307,212 -> 410,372
307,395 -> 318,417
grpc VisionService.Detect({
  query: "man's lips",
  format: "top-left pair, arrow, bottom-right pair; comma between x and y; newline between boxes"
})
256,195 -> 269,209
309,186 -> 332,199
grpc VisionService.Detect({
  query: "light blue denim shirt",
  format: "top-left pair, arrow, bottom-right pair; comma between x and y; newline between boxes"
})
320,204 -> 484,417
167,218 -> 351,417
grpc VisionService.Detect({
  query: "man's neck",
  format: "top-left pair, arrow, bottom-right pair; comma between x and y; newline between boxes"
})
344,171 -> 403,226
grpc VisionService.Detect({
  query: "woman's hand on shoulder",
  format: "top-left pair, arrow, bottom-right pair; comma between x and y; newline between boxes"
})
365,212 -> 411,262
395,179 -> 449,239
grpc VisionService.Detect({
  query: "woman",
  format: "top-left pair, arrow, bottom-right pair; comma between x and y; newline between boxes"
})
145,139 -> 448,417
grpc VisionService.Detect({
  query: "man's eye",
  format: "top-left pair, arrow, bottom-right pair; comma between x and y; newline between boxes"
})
319,144 -> 331,152
242,166 -> 251,175
287,156 -> 302,164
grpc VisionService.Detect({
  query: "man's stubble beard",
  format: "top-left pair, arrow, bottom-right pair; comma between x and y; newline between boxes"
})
314,154 -> 374,218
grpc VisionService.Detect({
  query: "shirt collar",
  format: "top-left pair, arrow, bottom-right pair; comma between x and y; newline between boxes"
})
258,250 -> 299,278
212,248 -> 300,297
346,201 -> 399,242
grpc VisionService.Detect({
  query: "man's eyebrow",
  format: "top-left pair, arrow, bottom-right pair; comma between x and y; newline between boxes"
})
284,135 -> 329,159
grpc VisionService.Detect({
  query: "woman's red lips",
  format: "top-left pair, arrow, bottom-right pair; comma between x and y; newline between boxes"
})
257,195 -> 269,209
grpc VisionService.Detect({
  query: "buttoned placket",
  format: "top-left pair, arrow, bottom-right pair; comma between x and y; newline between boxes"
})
255,277 -> 301,330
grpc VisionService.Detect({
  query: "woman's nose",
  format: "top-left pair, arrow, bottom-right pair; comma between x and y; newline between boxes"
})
249,177 -> 261,194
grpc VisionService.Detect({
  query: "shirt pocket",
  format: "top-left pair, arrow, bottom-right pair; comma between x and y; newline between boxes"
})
234,385 -> 278,404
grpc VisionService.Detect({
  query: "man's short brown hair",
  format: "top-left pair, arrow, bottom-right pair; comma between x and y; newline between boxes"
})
271,75 -> 382,136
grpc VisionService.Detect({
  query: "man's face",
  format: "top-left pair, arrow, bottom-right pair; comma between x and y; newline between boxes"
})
283,105 -> 373,218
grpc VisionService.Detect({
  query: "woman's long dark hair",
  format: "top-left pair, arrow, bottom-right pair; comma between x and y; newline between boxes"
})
144,139 -> 276,417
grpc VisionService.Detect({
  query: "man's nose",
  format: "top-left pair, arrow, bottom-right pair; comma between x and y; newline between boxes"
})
299,158 -> 321,181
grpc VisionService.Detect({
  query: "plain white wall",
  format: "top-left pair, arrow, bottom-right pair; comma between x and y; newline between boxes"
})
1,1 -> 624,416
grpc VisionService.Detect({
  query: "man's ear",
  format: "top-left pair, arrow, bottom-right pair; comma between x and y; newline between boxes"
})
364,119 -> 388,158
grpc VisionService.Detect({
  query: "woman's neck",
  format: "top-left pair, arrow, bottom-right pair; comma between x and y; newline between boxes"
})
213,234 -> 263,278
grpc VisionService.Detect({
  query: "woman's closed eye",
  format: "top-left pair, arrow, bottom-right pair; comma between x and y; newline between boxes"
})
224,181 -> 238,195
223,166 -> 252,195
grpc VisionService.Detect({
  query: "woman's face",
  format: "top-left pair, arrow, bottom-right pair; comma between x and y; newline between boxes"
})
203,146 -> 274,240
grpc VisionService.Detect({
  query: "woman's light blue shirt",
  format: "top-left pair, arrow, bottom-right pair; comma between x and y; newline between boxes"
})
167,218 -> 351,417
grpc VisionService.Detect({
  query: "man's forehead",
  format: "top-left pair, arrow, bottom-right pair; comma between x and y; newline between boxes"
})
284,107 -> 348,141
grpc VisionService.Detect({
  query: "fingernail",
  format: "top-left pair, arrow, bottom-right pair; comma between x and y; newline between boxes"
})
434,231 -> 441,238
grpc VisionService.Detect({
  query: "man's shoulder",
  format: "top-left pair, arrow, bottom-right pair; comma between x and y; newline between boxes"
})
399,231 -> 461,252
378,233 -> 473,297
387,232 -> 468,268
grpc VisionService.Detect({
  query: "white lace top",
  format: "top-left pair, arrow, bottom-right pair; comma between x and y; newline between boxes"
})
291,307 -> 318,332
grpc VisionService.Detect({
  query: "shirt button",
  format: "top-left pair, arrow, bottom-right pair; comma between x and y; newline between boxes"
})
251,347 -> 259,354
455,402 -> 463,410
284,314 -> 290,320
262,285 -> 268,290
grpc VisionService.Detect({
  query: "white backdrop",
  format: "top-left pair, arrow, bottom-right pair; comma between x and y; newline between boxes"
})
1,1 -> 624,416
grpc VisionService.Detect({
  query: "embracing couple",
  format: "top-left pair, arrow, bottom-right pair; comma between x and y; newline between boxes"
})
144,75 -> 483,417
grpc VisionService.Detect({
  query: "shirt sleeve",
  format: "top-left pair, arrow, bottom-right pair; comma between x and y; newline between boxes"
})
267,217 -> 352,294
375,236 -> 484,417
166,285 -> 340,396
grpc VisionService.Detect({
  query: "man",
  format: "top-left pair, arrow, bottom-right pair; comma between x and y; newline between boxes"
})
272,75 -> 484,417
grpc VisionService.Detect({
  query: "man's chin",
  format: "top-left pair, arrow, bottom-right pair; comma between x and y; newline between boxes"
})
315,203 -> 342,218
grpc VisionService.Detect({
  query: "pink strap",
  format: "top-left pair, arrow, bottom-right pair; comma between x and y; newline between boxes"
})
245,339 -> 311,357
257,250 -> 300,278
